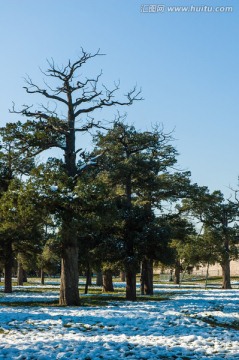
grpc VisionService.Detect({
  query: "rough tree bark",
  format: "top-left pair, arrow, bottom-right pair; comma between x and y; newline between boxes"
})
59,215 -> 80,305
125,266 -> 136,301
59,245 -> 79,304
221,261 -> 231,289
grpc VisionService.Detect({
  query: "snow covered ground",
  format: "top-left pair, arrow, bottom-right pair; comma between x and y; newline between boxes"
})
0,285 -> 239,359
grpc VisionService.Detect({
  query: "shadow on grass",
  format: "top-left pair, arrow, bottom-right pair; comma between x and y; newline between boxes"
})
0,293 -> 172,308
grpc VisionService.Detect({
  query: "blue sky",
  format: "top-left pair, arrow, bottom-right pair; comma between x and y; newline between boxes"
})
0,0 -> 238,197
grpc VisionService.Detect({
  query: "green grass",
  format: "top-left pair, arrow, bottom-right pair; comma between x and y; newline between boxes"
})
0,296 -> 171,308
0,300 -> 59,307
80,293 -> 172,307
0,285 -> 172,307
196,316 -> 239,331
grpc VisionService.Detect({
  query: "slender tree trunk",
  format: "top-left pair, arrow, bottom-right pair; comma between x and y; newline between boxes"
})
221,210 -> 231,289
17,261 -> 24,286
4,241 -> 13,293
103,269 -> 114,292
140,261 -> 145,295
125,265 -> 136,301
87,268 -> 92,286
124,235 -> 137,300
84,264 -> 91,294
169,269 -> 173,282
205,261 -> 210,289
96,271 -> 103,286
221,261 -> 231,289
124,168 -> 137,301
146,259 -> 153,295
174,260 -> 181,285
141,258 -> 153,295
221,221 -> 231,289
59,217 -> 80,306
23,270 -> 27,283
84,278 -> 89,295
41,268 -> 45,285
120,271 -> 126,282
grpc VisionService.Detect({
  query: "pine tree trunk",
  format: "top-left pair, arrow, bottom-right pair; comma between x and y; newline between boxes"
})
41,268 -> 45,285
59,218 -> 80,305
125,265 -> 136,301
140,258 -> 153,295
87,268 -> 92,286
174,260 -> 181,285
120,271 -> 126,282
145,259 -> 153,295
205,261 -> 210,289
124,232 -> 137,300
221,261 -> 231,289
169,269 -> 173,282
103,269 -> 114,292
221,227 -> 231,289
17,261 -> 24,286
23,270 -> 27,283
124,170 -> 137,301
4,241 -> 13,293
140,261 -> 145,295
59,247 -> 80,305
84,265 -> 91,294
96,271 -> 103,286
58,112 -> 80,305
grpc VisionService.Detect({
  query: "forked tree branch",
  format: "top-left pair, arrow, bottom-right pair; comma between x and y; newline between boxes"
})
9,49 -> 143,148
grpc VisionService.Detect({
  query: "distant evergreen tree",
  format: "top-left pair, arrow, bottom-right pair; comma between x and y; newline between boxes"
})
179,188 -> 239,289
0,132 -> 35,292
0,179 -> 44,292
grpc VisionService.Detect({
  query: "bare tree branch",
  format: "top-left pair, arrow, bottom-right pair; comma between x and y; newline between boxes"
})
42,49 -> 104,82
23,76 -> 68,105
74,87 -> 142,118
